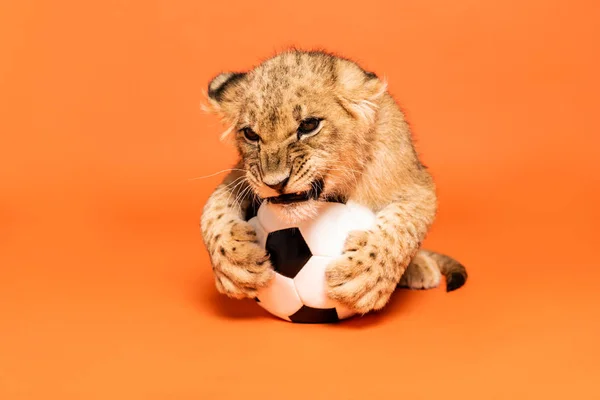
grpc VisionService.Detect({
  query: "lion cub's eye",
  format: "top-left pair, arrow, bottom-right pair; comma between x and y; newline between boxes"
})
241,127 -> 260,142
297,118 -> 322,138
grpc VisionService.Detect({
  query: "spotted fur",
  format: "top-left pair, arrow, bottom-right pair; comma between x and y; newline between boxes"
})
200,50 -> 467,314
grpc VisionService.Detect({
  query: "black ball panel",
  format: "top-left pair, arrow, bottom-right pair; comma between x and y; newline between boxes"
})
265,228 -> 312,279
289,305 -> 340,324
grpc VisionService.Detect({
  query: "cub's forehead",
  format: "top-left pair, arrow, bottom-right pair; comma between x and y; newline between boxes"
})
238,53 -> 337,129
249,52 -> 336,86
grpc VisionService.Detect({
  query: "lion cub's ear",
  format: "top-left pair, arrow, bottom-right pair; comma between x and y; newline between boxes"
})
335,59 -> 387,125
204,72 -> 247,115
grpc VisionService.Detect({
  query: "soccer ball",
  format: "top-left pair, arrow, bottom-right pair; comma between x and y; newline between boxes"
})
247,200 -> 376,323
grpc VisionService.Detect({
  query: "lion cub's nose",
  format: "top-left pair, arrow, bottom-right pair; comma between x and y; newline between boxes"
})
264,177 -> 289,193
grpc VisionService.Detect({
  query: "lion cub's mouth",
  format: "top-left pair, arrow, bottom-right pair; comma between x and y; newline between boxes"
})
266,178 -> 324,205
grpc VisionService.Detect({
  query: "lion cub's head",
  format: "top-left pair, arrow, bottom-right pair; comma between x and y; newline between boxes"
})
205,50 -> 387,222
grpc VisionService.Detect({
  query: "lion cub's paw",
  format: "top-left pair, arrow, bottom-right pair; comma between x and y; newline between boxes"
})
207,220 -> 275,299
325,230 -> 398,314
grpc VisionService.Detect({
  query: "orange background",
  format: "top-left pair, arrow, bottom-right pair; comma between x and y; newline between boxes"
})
1,0 -> 599,398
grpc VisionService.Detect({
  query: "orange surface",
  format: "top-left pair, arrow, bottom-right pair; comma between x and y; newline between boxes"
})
1,0 -> 599,398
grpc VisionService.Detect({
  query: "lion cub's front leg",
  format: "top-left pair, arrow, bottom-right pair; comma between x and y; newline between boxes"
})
200,174 -> 274,299
325,186 -> 436,314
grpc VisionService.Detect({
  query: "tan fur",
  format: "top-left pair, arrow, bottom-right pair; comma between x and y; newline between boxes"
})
200,50 -> 467,314
200,169 -> 275,299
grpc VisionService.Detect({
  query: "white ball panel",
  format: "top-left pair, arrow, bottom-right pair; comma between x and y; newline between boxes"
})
256,202 -> 297,233
345,201 -> 377,231
255,273 -> 303,321
298,202 -> 353,257
293,256 -> 334,309
247,216 -> 267,249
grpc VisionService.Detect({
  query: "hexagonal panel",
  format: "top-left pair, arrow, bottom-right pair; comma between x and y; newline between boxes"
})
296,202 -> 352,257
298,201 -> 376,257
265,228 -> 312,279
293,256 -> 335,308
289,305 -> 340,324
345,201 -> 378,230
255,273 -> 303,322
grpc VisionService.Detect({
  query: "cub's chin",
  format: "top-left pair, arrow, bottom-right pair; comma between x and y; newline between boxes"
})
267,199 -> 323,224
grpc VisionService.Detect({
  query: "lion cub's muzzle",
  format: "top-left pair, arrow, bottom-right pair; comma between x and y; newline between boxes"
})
265,178 -> 325,205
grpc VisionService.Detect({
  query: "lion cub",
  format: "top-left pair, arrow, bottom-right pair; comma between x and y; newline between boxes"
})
201,50 -> 467,314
